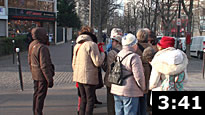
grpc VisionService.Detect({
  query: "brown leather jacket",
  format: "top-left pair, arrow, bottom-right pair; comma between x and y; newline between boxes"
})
28,28 -> 54,84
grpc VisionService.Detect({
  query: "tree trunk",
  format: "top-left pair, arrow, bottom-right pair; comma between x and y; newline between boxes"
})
141,0 -> 144,28
97,0 -> 102,42
186,16 -> 192,58
154,0 -> 159,33
182,0 -> 193,59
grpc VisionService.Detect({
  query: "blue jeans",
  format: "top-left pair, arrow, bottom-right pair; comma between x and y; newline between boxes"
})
114,95 -> 140,115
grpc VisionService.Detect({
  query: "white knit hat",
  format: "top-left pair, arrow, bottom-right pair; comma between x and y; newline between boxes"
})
122,33 -> 138,46
110,28 -> 123,38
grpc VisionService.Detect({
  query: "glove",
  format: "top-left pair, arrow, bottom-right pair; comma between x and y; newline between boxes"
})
98,42 -> 104,52
48,79 -> 54,88
106,39 -> 112,52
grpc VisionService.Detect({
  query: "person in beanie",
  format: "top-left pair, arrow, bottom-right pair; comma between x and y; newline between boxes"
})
103,28 -> 123,115
136,29 -> 152,115
28,27 -> 55,115
106,28 -> 123,52
111,33 -> 145,115
149,36 -> 188,91
72,26 -> 105,115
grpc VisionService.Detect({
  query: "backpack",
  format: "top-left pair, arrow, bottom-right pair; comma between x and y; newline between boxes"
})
108,53 -> 133,85
101,48 -> 120,72
161,72 -> 185,91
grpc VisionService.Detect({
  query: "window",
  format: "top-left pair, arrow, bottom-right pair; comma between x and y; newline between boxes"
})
0,0 -> 4,6
8,0 -> 54,12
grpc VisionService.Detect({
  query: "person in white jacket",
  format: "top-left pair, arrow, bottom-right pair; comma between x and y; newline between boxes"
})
149,36 -> 188,92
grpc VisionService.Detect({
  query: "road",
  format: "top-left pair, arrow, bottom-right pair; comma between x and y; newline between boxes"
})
0,42 -> 205,115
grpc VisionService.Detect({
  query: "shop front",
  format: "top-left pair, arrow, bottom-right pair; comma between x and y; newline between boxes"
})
8,8 -> 56,43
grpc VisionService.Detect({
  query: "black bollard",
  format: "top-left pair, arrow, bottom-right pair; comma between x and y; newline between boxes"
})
12,40 -> 15,64
16,48 -> 24,91
71,41 -> 74,62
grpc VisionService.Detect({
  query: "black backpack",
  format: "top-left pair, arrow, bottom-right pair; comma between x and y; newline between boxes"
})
108,53 -> 133,85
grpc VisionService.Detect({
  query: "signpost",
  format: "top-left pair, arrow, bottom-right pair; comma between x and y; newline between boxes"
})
176,18 -> 181,26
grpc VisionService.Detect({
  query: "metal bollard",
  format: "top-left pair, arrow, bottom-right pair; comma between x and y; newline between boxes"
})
71,41 -> 74,62
12,40 -> 15,64
16,48 -> 24,91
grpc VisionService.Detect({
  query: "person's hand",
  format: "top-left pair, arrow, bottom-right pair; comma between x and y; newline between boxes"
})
106,39 -> 112,52
98,42 -> 104,52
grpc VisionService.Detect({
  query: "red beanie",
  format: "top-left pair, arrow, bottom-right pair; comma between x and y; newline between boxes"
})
157,36 -> 175,49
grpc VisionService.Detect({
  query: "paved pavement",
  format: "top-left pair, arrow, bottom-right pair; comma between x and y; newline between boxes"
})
0,41 -> 205,115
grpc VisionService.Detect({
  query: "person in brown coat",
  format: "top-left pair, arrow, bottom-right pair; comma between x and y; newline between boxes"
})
28,27 -> 55,115
136,29 -> 152,115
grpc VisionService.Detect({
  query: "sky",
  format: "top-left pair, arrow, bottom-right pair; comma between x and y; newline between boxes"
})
115,0 -> 124,15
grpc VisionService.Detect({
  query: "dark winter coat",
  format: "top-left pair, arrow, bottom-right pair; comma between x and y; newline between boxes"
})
136,43 -> 152,94
28,27 -> 54,85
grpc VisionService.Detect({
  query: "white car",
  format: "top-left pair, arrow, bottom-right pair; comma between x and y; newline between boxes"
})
190,36 -> 205,59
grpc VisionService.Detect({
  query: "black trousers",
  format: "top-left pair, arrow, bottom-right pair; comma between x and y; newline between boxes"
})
106,87 -> 115,115
78,83 -> 96,115
147,90 -> 152,108
33,80 -> 48,115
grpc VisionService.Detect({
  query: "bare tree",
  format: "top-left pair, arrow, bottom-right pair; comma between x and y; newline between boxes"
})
124,0 -> 159,34
93,0 -> 122,41
158,0 -> 178,36
182,0 -> 193,58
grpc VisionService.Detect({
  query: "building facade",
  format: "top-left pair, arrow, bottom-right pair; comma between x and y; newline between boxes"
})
0,0 -> 8,37
192,0 -> 205,36
1,0 -> 57,43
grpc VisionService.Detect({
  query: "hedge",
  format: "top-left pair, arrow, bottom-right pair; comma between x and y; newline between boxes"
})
0,35 -> 28,56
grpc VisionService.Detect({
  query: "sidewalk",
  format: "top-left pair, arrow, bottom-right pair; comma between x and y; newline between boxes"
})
0,42 -> 205,115
0,85 -> 107,115
0,42 -> 107,115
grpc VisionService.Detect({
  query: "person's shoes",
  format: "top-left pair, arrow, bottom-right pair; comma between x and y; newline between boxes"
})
95,100 -> 102,104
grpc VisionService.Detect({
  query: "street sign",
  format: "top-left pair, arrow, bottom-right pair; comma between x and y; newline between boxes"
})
177,19 -> 181,26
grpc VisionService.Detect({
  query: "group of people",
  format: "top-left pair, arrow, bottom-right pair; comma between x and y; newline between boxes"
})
72,26 -> 188,115
27,26 -> 188,115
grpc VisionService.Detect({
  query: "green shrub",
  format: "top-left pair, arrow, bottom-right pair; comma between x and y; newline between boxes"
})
0,35 -> 28,56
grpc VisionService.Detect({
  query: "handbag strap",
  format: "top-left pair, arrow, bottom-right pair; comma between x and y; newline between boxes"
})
74,43 -> 84,65
76,43 -> 84,56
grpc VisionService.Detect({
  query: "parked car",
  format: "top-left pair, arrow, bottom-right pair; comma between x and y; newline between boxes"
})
190,36 -> 205,59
